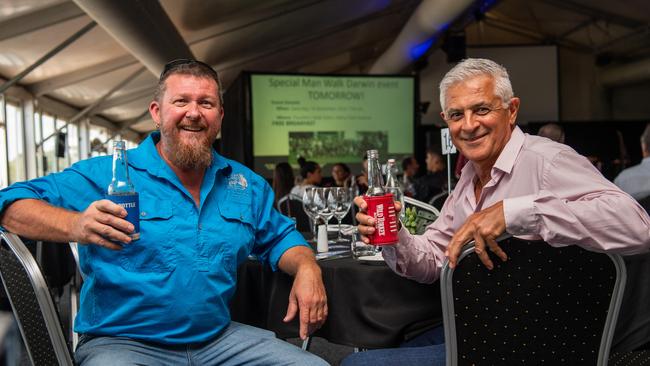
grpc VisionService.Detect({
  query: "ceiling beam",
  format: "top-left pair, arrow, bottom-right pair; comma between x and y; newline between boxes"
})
484,13 -> 593,53
536,0 -> 644,29
73,0 -> 193,76
28,55 -> 138,96
93,85 -> 154,113
214,1 -> 415,74
0,2 -> 86,42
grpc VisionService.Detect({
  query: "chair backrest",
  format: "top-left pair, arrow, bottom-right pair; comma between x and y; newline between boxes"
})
0,231 -> 74,366
403,196 -> 440,235
428,191 -> 449,210
441,236 -> 626,366
277,194 -> 312,233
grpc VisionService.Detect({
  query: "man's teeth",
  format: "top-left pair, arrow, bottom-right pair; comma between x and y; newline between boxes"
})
181,126 -> 202,131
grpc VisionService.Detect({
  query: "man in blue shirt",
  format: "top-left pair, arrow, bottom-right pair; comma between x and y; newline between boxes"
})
614,123 -> 650,200
0,60 -> 328,365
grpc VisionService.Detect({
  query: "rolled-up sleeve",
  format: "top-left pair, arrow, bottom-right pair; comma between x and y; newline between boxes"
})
382,195 -> 456,284
251,181 -> 310,271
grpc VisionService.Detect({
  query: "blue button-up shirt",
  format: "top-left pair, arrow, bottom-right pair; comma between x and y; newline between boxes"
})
0,132 -> 308,344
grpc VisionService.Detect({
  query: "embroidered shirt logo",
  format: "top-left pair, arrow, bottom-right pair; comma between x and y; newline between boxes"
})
228,173 -> 248,190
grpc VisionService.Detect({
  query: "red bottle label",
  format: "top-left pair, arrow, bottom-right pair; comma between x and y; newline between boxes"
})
365,193 -> 399,246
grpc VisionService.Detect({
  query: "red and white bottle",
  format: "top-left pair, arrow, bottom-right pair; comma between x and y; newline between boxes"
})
364,150 -> 399,245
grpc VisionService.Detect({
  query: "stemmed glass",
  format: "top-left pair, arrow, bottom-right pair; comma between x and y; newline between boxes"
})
302,187 -> 319,241
328,187 -> 352,243
313,188 -> 334,237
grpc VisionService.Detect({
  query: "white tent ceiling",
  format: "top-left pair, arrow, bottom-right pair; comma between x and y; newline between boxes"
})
0,0 -> 648,139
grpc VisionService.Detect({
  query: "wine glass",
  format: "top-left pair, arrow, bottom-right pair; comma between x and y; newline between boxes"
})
313,188 -> 334,236
302,187 -> 319,241
328,187 -> 352,242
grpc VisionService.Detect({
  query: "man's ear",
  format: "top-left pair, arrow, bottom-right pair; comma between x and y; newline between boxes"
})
507,97 -> 520,126
149,100 -> 161,127
440,111 -> 449,126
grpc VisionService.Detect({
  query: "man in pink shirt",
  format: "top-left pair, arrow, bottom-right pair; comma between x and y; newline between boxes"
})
342,58 -> 650,366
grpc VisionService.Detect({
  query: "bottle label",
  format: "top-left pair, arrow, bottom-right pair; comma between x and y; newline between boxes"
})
364,193 -> 399,245
106,193 -> 140,240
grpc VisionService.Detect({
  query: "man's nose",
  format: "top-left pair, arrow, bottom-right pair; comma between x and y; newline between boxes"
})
460,110 -> 479,130
185,102 -> 200,120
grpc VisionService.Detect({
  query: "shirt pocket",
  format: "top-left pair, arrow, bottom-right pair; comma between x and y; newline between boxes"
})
212,200 -> 256,273
119,197 -> 177,273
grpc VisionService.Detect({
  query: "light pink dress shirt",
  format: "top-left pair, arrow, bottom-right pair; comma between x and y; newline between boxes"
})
383,127 -> 650,284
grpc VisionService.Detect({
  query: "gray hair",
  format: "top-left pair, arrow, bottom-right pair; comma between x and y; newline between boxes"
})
439,58 -> 514,112
642,123 -> 650,153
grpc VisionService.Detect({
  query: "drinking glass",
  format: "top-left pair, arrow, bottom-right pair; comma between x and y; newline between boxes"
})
302,187 -> 319,241
313,188 -> 334,235
328,187 -> 352,242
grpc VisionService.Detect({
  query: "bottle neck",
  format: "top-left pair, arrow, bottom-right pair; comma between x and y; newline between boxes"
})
366,157 -> 385,196
385,166 -> 397,186
109,148 -> 134,194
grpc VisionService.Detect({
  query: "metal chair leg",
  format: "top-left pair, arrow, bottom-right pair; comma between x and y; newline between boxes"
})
301,336 -> 312,351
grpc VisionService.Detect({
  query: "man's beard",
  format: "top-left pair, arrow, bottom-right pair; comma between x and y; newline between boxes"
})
160,125 -> 215,170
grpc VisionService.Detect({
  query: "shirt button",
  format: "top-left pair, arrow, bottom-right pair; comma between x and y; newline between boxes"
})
198,224 -> 203,230
140,212 -> 147,217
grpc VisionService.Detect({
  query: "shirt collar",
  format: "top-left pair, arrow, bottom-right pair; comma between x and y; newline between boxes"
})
128,131 -> 231,176
492,126 -> 525,175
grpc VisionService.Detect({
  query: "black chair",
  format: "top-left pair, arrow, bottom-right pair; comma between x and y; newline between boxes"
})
277,194 -> 312,233
0,231 -> 74,366
428,191 -> 449,211
403,197 -> 439,235
441,236 -> 626,366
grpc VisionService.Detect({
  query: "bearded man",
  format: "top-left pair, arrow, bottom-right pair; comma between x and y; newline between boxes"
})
0,60 -> 328,366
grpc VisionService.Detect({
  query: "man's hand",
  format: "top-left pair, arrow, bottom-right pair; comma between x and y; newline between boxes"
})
283,262 -> 327,339
445,201 -> 508,270
70,199 -> 134,250
354,196 -> 402,244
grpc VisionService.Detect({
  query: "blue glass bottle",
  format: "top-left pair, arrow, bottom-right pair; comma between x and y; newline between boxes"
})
107,140 -> 140,241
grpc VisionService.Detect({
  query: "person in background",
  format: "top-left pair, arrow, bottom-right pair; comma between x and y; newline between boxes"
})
537,122 -> 565,144
401,156 -> 419,197
355,154 -> 369,195
345,58 -> 650,366
272,162 -> 295,204
0,59 -> 328,366
414,148 -> 447,203
614,123 -> 650,200
290,157 -> 322,197
331,162 -> 352,187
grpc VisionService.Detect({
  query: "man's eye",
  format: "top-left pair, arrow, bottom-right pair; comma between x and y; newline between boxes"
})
200,101 -> 214,108
449,112 -> 463,121
475,107 -> 491,115
173,99 -> 187,106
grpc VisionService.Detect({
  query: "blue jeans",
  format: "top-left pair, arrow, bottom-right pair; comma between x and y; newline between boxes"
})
74,321 -> 328,366
341,325 -> 446,366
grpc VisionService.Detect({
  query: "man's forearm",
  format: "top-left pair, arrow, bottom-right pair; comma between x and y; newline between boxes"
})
1,199 -> 78,242
278,246 -> 320,276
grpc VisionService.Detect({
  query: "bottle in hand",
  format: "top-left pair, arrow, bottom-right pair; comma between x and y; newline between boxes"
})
107,140 -> 140,241
364,150 -> 398,245
384,158 -> 405,222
